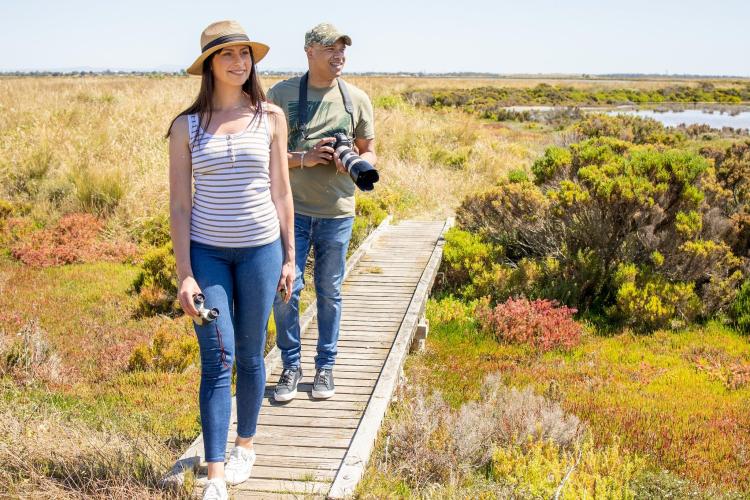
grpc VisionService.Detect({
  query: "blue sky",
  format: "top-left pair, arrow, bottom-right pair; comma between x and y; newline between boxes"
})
1,0 -> 748,75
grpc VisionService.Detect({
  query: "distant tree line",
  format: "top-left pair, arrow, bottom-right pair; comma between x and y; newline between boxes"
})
405,83 -> 750,113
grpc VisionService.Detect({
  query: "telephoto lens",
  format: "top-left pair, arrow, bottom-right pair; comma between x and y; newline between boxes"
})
332,132 -> 379,191
192,293 -> 220,326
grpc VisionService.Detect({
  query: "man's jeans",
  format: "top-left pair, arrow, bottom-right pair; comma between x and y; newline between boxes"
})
273,213 -> 354,370
190,239 -> 282,463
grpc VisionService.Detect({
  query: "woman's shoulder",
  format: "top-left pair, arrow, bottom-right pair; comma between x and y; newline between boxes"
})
169,114 -> 191,140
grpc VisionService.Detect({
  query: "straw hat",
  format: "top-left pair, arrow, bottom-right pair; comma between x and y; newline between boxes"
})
186,20 -> 269,76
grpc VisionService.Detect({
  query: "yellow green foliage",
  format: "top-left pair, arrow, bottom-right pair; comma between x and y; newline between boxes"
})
492,438 -> 644,499
131,242 -> 177,316
127,322 -> 198,372
730,279 -> 750,334
675,210 -> 702,237
614,263 -> 701,330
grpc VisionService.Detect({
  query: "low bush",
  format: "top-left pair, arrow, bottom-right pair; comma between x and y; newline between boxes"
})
128,321 -> 198,373
350,195 -> 388,250
573,113 -> 683,145
381,374 -> 583,489
131,242 -> 178,316
10,213 -> 137,267
491,438 -> 644,499
0,319 -> 60,386
476,297 -> 582,351
450,137 -> 748,330
729,279 -> 750,334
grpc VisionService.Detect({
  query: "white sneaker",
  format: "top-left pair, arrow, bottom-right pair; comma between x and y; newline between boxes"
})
224,445 -> 256,485
202,478 -> 228,500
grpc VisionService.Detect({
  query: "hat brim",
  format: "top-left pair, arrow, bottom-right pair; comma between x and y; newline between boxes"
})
186,41 -> 270,76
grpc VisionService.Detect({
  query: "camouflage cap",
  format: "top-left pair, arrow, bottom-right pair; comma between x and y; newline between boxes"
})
304,23 -> 352,48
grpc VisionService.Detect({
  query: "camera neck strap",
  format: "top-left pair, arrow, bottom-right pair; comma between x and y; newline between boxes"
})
297,71 -> 355,141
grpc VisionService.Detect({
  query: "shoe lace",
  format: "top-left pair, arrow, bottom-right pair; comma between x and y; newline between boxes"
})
315,369 -> 330,389
279,368 -> 295,386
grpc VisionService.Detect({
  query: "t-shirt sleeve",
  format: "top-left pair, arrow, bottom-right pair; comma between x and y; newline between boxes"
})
266,85 -> 279,105
355,95 -> 375,140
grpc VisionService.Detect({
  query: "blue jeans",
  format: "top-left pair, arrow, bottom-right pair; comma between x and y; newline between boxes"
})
190,239 -> 282,463
273,214 -> 354,370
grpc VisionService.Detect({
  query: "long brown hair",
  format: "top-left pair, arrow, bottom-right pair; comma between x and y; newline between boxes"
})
166,46 -> 266,147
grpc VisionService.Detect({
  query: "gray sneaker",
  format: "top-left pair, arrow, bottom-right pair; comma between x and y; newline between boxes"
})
274,366 -> 302,402
312,368 -> 335,399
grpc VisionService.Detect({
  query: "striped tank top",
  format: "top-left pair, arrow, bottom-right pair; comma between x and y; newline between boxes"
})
188,109 -> 280,248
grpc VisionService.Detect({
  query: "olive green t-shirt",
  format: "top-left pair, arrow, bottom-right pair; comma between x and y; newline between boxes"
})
267,76 -> 375,218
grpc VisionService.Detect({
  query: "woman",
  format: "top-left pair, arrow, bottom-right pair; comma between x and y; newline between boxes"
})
168,20 -> 294,500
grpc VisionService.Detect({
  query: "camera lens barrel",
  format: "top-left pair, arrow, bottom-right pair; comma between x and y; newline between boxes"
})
332,133 -> 379,191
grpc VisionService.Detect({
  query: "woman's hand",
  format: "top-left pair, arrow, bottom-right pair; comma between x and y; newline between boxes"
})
178,276 -> 202,317
278,261 -> 295,303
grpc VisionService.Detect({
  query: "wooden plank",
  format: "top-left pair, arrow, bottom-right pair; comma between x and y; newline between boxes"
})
254,424 -> 357,437
256,405 -> 362,418
328,218 -> 452,498
232,478 -> 330,494
300,339 -> 394,348
237,444 -> 347,459
270,369 -> 380,382
265,383 -> 375,394
239,434 -> 352,449
237,465 -> 337,481
297,343 -> 392,353
263,390 -> 372,402
251,455 -> 342,469
256,415 -> 362,429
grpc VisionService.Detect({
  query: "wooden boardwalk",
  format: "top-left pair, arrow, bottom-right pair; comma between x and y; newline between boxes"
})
167,218 -> 451,498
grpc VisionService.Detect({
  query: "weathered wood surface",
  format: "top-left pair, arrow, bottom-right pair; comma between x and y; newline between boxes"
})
167,218 -> 451,498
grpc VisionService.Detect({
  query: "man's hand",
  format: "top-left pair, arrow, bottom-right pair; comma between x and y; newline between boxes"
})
304,138 -> 336,167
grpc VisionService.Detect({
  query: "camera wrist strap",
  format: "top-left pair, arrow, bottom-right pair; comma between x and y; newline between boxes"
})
297,71 -> 356,142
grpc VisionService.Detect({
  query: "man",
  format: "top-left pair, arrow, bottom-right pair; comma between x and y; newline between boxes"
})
268,23 -> 377,401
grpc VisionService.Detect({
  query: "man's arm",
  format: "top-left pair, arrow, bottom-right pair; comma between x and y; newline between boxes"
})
354,137 -> 376,166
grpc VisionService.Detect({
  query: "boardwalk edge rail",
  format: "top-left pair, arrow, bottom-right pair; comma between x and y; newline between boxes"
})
327,217 -> 454,499
164,215 -> 393,485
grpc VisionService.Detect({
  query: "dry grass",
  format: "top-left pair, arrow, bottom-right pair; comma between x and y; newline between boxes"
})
0,395 -> 190,499
0,75 -> 553,228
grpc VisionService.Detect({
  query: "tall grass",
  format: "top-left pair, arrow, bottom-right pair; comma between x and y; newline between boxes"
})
0,76 -> 550,229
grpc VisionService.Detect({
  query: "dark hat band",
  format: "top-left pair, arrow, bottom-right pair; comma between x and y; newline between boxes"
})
202,34 -> 250,53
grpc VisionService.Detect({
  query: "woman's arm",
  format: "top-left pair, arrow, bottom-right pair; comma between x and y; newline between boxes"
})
267,104 -> 296,302
169,115 -> 201,316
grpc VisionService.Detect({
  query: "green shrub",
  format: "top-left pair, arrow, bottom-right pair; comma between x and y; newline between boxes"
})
438,227 -> 502,297
612,264 -> 702,331
492,438 -> 645,499
506,168 -> 529,183
573,113 -> 683,145
127,322 -> 198,372
451,137 -> 747,330
351,195 -> 388,250
430,146 -> 472,169
729,280 -> 750,334
131,242 -> 177,316
373,94 -> 405,110
135,212 -> 171,247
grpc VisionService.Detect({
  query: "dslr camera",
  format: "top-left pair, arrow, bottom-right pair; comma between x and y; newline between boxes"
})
331,132 -> 379,191
192,293 -> 219,326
